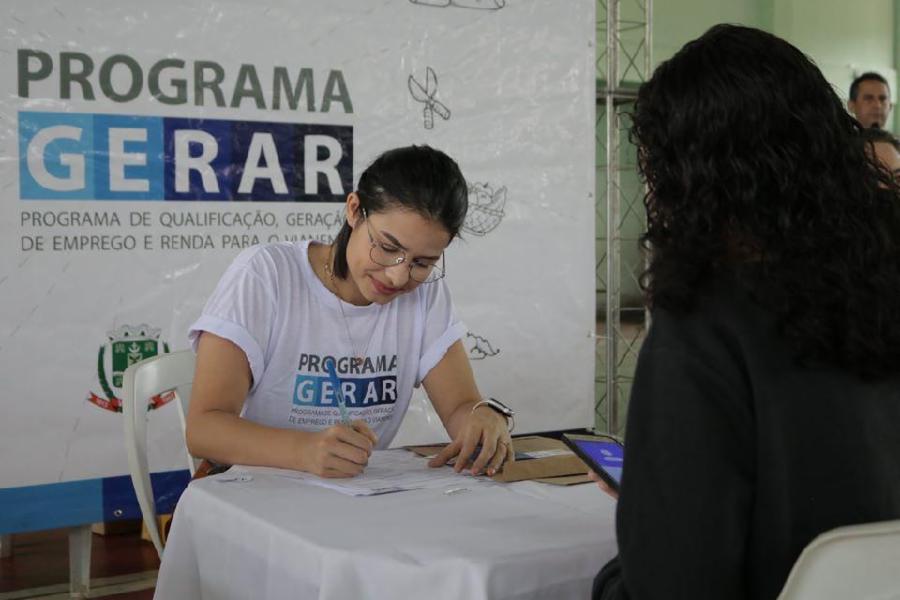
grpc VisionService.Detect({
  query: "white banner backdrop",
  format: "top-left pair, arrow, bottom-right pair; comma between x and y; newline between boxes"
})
0,0 -> 595,529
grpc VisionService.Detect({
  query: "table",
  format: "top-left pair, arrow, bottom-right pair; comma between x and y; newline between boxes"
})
154,454 -> 618,599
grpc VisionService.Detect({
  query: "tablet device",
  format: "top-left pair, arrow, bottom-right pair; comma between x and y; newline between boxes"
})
561,433 -> 624,491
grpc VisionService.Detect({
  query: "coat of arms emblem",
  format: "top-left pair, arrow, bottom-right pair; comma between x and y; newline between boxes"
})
87,324 -> 175,412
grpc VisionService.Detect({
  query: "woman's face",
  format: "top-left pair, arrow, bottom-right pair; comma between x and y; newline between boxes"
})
871,141 -> 900,181
343,193 -> 452,305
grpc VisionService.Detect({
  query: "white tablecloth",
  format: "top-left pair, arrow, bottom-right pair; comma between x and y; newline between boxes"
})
154,458 -> 618,599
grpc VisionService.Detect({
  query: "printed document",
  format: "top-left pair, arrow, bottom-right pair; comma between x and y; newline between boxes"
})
231,449 -> 488,496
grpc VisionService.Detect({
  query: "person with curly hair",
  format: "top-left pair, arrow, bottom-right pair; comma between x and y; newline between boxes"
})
592,24 -> 900,600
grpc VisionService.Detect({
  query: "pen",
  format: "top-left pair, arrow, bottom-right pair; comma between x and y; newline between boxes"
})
324,358 -> 351,425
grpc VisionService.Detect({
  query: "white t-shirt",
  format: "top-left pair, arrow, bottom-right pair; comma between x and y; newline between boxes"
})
188,241 -> 466,449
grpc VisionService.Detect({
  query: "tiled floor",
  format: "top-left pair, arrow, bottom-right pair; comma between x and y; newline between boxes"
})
0,524 -> 159,599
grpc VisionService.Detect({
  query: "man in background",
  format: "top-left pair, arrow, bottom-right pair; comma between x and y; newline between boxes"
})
848,72 -> 893,129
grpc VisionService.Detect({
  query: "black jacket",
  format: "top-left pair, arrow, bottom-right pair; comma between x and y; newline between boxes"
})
594,277 -> 900,600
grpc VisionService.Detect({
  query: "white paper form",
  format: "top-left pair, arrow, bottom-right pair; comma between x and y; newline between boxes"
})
231,449 -> 488,496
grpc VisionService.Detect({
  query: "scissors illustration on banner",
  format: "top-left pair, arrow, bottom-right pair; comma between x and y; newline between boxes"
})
408,67 -> 451,130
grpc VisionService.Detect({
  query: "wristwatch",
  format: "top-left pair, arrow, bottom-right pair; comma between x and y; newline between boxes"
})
472,397 -> 515,432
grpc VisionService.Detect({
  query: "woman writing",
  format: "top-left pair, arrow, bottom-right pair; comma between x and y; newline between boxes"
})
185,145 -> 513,479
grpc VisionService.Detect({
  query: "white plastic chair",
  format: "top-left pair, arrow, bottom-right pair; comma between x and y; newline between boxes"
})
122,350 -> 198,558
778,519 -> 900,600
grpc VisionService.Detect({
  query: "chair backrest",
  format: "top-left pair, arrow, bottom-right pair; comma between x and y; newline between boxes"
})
778,519 -> 900,600
122,350 -> 197,558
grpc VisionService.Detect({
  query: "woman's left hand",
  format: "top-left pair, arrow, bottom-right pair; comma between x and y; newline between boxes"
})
428,405 -> 514,476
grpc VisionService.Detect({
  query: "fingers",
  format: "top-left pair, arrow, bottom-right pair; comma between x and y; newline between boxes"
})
321,459 -> 365,478
602,483 -> 619,500
483,436 -> 514,476
350,419 -> 379,447
485,441 -> 508,476
469,438 -> 497,475
588,470 -> 620,500
329,437 -> 370,466
454,432 -> 481,473
306,424 -> 373,479
428,439 -> 461,468
335,423 -> 375,455
430,435 -> 513,476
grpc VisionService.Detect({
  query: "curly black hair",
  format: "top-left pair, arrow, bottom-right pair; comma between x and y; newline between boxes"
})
632,24 -> 900,379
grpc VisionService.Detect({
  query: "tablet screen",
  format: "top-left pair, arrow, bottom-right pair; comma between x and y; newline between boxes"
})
571,439 -> 624,484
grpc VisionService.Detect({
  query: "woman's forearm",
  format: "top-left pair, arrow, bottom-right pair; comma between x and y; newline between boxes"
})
186,409 -> 314,471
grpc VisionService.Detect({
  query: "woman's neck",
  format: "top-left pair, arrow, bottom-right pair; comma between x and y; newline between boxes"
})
311,243 -> 370,306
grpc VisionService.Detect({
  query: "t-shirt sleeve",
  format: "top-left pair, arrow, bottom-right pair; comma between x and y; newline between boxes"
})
416,278 -> 467,385
600,309 -> 755,600
187,247 -> 277,392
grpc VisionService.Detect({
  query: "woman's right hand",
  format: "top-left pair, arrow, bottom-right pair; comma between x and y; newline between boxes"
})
299,420 -> 379,478
588,470 -> 620,500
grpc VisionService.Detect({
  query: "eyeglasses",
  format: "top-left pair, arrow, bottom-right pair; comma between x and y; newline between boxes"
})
362,209 -> 445,283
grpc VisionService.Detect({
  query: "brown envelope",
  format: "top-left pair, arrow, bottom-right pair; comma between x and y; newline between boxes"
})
406,435 -> 590,483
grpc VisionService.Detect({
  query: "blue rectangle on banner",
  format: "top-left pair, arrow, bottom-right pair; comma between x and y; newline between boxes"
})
19,111 -> 96,200
162,117 -> 235,201
18,110 -> 352,202
93,113 -> 165,200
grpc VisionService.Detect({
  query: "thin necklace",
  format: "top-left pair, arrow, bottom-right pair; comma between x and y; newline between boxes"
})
323,245 -> 370,369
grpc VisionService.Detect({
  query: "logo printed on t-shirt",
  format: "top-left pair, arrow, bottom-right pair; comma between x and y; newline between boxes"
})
293,374 -> 396,406
289,353 -> 398,427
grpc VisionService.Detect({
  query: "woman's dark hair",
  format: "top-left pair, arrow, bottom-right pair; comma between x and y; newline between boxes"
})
632,24 -> 900,378
860,127 -> 900,152
331,144 -> 468,278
